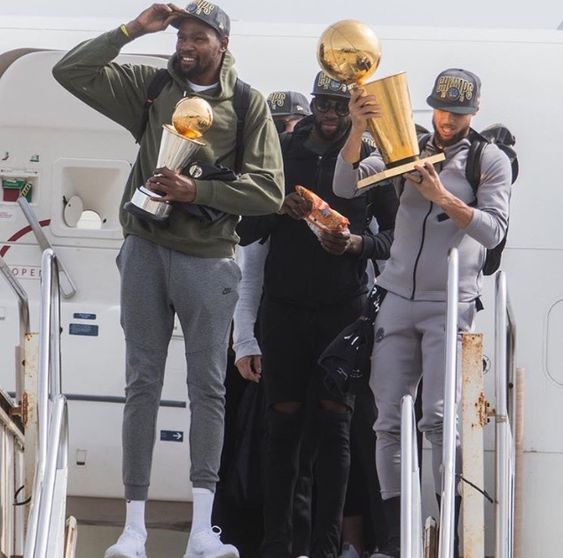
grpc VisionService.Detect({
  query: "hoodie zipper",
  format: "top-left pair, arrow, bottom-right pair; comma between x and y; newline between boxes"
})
410,201 -> 433,300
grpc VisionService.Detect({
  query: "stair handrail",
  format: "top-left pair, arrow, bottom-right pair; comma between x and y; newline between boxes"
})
0,253 -> 30,406
33,394 -> 68,557
438,247 -> 459,558
401,394 -> 423,558
17,197 -> 76,298
23,248 -> 68,558
495,270 -> 516,558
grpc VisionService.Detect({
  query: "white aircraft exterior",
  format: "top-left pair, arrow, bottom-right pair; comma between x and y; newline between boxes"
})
1,14 -> 563,557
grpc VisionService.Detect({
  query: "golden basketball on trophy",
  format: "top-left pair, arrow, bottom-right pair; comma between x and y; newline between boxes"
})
317,19 -> 381,84
172,97 -> 213,139
124,96 -> 212,224
317,20 -> 444,188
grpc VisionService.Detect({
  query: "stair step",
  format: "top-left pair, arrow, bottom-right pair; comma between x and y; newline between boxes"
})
67,496 -> 192,531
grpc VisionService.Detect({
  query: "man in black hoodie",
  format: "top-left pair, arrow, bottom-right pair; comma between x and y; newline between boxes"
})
237,71 -> 398,558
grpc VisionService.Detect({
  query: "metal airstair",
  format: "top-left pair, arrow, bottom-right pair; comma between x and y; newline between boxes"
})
0,249 -> 31,558
400,248 -> 522,558
1,249 -> 76,558
0,244 -> 522,557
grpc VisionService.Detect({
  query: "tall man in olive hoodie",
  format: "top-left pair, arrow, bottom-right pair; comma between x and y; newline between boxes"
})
52,3 -> 284,558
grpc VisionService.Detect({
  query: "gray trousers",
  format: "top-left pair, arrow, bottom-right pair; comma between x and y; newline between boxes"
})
116,235 -> 241,500
369,292 -> 476,500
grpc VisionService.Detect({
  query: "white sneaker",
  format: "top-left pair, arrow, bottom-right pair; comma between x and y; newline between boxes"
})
340,543 -> 361,558
184,526 -> 239,558
104,526 -> 147,558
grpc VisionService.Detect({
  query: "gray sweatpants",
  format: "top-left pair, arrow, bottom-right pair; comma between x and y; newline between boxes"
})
369,291 -> 476,500
116,235 -> 241,500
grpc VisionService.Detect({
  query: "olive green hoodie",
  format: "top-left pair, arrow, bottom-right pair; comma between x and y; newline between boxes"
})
52,27 -> 284,258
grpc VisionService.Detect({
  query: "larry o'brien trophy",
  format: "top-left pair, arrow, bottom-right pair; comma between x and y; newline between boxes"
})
317,20 -> 445,188
124,96 -> 213,224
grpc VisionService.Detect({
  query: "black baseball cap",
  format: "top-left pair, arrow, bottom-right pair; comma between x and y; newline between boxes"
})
171,1 -> 230,38
426,68 -> 481,114
267,91 -> 312,117
311,71 -> 351,99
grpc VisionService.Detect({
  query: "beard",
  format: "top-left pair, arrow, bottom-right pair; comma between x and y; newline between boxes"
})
432,117 -> 471,147
173,56 -> 199,80
313,117 -> 350,143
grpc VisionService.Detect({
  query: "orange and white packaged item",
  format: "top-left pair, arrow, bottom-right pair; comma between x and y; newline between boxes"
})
295,185 -> 350,237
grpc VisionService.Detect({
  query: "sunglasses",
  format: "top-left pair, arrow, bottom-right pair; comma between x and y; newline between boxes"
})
313,97 -> 350,117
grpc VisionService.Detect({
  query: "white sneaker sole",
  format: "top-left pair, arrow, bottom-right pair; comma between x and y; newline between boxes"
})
104,550 -> 147,558
184,550 -> 238,558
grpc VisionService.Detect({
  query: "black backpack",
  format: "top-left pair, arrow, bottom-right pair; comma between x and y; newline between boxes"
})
137,68 -> 251,174
419,124 -> 518,275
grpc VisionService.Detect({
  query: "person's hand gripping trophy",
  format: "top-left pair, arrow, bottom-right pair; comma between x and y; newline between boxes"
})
124,96 -> 213,224
317,20 -> 444,187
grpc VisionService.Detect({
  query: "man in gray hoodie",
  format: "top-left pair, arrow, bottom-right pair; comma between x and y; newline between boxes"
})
332,69 -> 511,558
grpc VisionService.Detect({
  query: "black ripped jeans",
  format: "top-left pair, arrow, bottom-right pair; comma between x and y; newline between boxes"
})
259,296 -> 362,558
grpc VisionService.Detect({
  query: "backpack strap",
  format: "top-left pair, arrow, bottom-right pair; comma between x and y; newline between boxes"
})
466,126 -> 519,189
359,138 -> 374,160
232,78 -> 251,174
465,136 -> 488,194
137,68 -> 171,143
418,132 -> 432,152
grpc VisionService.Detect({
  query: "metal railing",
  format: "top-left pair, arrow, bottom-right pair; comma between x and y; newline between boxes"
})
23,249 -> 69,558
438,261 -> 517,557
438,248 -> 459,558
401,394 -> 423,558
0,394 -> 26,556
32,395 -> 68,557
495,271 -> 516,558
17,197 -> 77,298
0,253 -> 30,406
0,254 -> 30,556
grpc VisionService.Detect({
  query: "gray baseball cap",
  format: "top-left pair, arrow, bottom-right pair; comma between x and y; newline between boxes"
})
267,91 -> 312,117
311,71 -> 351,99
426,68 -> 481,114
171,1 -> 230,38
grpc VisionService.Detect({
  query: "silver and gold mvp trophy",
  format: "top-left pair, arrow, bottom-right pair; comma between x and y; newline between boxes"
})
124,97 -> 213,224
317,20 -> 445,188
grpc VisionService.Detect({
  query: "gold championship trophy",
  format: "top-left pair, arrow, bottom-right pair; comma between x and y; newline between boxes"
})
317,20 -> 445,188
124,96 -> 213,224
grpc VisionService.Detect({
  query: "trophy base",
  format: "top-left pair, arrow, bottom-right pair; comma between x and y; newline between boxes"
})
123,186 -> 172,225
123,201 -> 170,225
357,152 -> 446,189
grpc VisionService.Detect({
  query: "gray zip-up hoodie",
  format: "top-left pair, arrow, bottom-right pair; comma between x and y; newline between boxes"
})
333,136 -> 511,302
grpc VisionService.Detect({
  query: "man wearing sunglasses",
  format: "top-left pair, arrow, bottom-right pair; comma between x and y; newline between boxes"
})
313,96 -> 351,115
234,71 -> 399,558
267,90 -> 312,134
